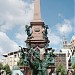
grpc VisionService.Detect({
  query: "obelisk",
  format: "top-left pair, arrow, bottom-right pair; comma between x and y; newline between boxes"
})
33,0 -> 41,22
22,1 -> 55,75
26,0 -> 49,48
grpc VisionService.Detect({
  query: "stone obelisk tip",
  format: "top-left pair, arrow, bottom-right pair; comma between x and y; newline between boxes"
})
33,0 -> 42,22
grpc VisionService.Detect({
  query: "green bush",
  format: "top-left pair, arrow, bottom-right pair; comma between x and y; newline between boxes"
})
56,64 -> 66,75
0,63 -> 11,75
72,63 -> 75,75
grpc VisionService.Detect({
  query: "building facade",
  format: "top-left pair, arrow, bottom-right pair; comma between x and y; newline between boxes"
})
2,51 -> 20,70
54,53 -> 66,69
61,36 -> 75,70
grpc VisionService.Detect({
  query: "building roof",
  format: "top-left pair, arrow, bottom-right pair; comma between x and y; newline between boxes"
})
3,51 -> 19,57
3,48 -> 28,57
54,52 -> 66,54
3,53 -> 8,57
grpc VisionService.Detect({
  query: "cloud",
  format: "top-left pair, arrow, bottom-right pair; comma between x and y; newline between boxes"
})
0,0 -> 34,32
0,0 -> 34,58
0,32 -> 19,55
48,29 -> 61,46
0,47 -> 4,54
56,19 -> 73,34
15,32 -> 27,47
16,33 -> 27,41
48,33 -> 61,45
58,13 -> 64,19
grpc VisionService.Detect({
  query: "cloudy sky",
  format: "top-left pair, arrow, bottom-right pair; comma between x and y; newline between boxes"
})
0,0 -> 74,59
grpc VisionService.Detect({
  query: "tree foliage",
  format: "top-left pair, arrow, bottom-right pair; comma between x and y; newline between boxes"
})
17,59 -> 25,66
56,64 -> 66,75
3,64 -> 11,75
0,63 -> 3,70
72,63 -> 75,69
72,63 -> 75,75
0,63 -> 11,75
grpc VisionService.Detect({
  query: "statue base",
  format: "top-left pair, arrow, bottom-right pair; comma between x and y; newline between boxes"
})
19,66 -> 32,75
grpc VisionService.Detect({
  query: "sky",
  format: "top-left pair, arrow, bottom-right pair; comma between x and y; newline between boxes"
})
0,0 -> 74,59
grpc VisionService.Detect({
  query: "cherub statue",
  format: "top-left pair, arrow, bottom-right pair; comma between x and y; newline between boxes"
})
25,25 -> 31,37
43,25 -> 48,38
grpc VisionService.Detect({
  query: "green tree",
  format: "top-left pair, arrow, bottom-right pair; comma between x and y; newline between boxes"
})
3,64 -> 11,75
17,59 -> 24,66
0,63 -> 3,70
0,63 -> 3,74
56,64 -> 66,75
72,63 -> 75,75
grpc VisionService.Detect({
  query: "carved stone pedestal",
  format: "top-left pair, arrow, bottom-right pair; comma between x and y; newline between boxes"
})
19,66 -> 32,75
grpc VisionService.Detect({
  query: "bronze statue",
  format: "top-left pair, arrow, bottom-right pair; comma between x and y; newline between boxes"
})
25,25 -> 31,37
43,25 -> 48,39
19,47 -> 55,75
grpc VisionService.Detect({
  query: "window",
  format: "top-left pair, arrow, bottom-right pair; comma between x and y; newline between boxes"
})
18,54 -> 19,57
73,40 -> 74,42
14,55 -> 16,58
